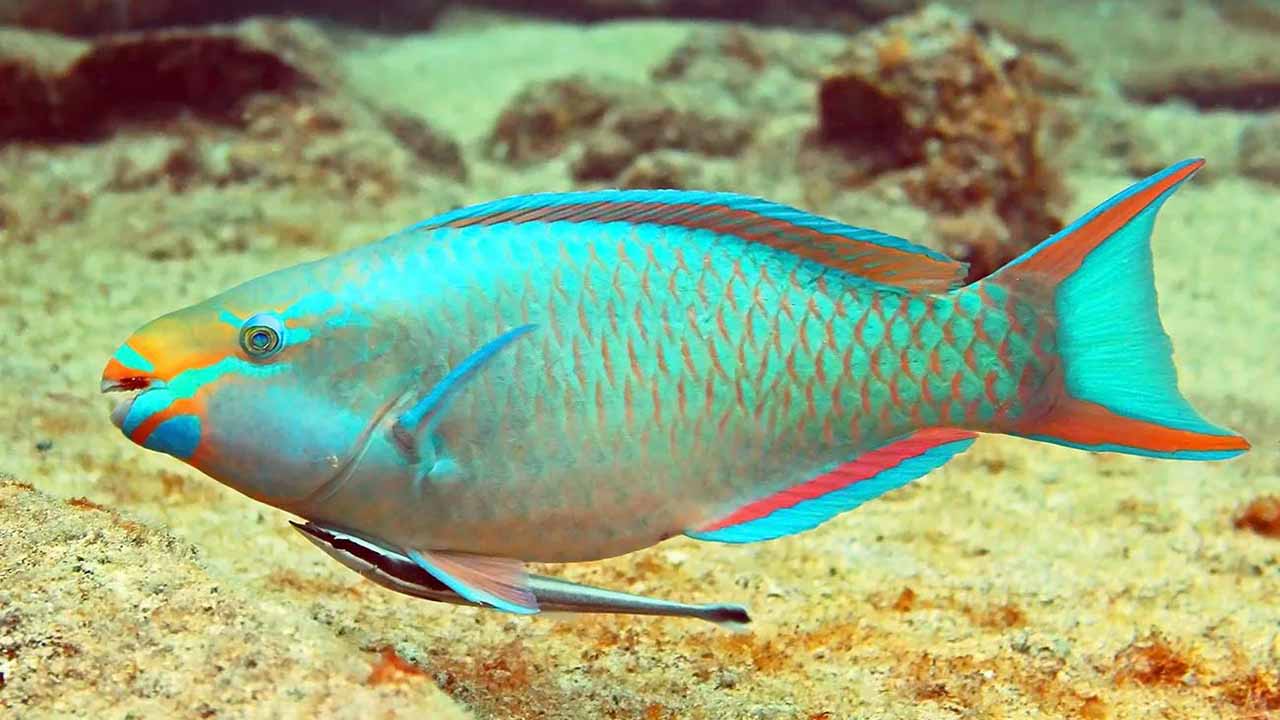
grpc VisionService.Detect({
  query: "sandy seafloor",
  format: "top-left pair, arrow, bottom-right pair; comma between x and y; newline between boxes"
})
2,4 -> 1279,719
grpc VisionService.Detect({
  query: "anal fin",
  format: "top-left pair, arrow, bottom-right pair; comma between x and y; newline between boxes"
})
407,549 -> 539,615
688,429 -> 977,544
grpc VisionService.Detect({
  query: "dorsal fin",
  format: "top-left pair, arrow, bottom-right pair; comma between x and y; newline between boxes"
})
415,190 -> 968,292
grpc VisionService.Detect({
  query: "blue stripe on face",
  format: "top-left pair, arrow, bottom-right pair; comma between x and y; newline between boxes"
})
218,310 -> 243,328
122,389 -> 176,435
113,344 -> 154,373
281,292 -> 336,320
143,415 -> 202,459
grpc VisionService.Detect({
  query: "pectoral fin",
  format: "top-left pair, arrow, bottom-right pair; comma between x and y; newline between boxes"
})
407,549 -> 540,615
390,324 -> 537,465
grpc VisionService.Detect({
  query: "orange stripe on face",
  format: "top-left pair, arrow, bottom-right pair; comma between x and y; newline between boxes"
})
102,356 -> 147,388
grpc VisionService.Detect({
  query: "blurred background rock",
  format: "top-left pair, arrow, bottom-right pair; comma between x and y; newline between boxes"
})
0,0 -> 449,34
0,0 -> 931,36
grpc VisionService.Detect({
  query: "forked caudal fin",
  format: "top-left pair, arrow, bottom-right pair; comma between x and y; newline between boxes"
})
989,158 -> 1249,460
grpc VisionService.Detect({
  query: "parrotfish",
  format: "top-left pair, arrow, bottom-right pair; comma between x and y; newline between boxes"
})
102,159 -> 1249,617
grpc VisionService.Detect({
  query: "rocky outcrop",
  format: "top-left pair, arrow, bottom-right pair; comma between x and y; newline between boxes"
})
0,478 -> 468,718
811,5 -> 1072,280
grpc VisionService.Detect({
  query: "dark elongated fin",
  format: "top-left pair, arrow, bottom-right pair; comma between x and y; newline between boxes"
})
415,190 -> 968,292
700,604 -> 752,632
687,429 -> 976,544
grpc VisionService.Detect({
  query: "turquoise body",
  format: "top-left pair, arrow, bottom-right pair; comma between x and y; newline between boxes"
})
142,202 -> 1050,562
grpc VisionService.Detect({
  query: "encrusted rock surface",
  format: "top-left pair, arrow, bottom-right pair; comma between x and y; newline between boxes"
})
0,478 -> 469,718
812,5 -> 1072,280
0,0 -> 447,35
0,23 -> 316,142
489,74 -> 753,186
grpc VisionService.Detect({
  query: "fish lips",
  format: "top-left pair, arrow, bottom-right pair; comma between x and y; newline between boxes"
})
101,377 -> 156,429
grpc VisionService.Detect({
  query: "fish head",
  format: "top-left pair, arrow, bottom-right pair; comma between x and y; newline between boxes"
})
101,267 -> 410,509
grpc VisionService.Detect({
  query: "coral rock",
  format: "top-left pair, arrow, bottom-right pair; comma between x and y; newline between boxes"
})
491,73 -> 753,186
812,5 -> 1071,280
0,478 -> 466,718
617,149 -> 705,189
652,26 -> 843,115
380,110 -> 468,183
0,26 -> 309,142
0,0 -> 446,36
488,76 -> 616,165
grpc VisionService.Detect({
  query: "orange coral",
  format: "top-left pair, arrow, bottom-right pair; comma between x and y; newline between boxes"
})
1113,633 -> 1195,687
366,647 -> 427,686
1234,496 -> 1280,538
66,496 -> 107,511
892,587 -> 917,612
877,34 -> 912,72
1220,669 -> 1280,715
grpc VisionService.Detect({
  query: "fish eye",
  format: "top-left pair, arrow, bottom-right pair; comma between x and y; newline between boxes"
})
239,313 -> 285,358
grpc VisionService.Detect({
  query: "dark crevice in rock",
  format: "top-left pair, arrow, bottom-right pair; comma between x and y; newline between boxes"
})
1125,76 -> 1280,112
0,33 -> 310,143
470,0 -> 918,27
1,0 -> 446,36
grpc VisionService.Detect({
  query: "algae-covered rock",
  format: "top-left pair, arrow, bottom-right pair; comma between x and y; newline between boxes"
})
651,25 -> 846,115
0,478 -> 469,719
0,0 -> 447,35
488,73 -> 753,185
487,75 -> 617,165
0,25 -> 309,142
812,4 -> 1072,280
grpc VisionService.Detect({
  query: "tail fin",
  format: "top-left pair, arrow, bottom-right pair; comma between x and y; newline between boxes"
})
990,158 -> 1249,461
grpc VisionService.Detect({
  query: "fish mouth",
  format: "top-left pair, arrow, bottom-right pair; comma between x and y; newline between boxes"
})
101,376 -> 157,429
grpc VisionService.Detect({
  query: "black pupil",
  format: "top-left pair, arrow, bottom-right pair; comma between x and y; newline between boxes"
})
251,330 -> 271,349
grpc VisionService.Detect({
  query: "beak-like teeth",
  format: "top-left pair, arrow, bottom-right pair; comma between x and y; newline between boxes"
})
109,391 -> 140,428
101,377 -> 152,393
102,377 -> 155,429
